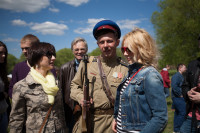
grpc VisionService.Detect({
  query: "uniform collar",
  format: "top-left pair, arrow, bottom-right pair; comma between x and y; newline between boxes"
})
100,55 -> 118,64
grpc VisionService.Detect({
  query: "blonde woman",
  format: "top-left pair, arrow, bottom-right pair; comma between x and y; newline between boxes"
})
9,42 -> 66,133
112,28 -> 168,133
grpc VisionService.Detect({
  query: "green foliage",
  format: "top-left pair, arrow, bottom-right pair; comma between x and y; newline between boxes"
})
88,47 -> 101,56
151,0 -> 200,67
18,53 -> 26,62
163,96 -> 174,133
7,54 -> 18,74
88,47 -> 126,60
55,48 -> 74,67
116,47 -> 126,60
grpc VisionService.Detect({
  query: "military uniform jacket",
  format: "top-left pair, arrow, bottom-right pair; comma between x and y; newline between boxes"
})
70,55 -> 128,133
9,73 -> 66,133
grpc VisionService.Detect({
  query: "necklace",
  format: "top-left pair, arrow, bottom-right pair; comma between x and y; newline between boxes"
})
128,67 -> 143,84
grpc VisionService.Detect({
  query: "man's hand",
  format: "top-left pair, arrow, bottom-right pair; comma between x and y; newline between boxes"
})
112,119 -> 117,133
188,87 -> 200,103
79,98 -> 93,108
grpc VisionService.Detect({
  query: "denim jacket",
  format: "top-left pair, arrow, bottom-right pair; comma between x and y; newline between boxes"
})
114,63 -> 168,133
171,72 -> 184,98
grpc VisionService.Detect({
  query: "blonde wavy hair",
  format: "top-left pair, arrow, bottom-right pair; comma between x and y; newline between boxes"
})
122,28 -> 159,67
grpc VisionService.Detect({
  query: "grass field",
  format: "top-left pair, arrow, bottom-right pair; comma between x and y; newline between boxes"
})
163,94 -> 174,133
162,69 -> 177,133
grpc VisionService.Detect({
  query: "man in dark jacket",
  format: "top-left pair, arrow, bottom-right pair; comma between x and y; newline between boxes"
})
180,35 -> 200,133
171,64 -> 187,133
59,37 -> 88,133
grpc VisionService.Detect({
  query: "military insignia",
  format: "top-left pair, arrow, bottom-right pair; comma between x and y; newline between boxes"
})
113,72 -> 118,78
90,72 -> 97,76
118,72 -> 123,79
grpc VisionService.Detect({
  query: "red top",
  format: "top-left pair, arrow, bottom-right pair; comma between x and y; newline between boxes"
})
160,68 -> 171,88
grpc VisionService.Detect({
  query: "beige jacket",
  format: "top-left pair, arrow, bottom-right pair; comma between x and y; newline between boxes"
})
9,73 -> 66,133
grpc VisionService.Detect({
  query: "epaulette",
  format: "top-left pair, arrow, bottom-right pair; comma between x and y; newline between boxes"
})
117,57 -> 128,67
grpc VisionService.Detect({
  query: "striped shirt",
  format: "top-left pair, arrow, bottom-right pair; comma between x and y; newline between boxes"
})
116,77 -> 140,133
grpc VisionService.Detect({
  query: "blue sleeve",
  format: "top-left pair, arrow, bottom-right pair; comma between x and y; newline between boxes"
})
141,71 -> 168,133
171,74 -> 182,97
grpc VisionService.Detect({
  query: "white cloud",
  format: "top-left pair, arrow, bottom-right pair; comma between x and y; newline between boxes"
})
31,21 -> 68,35
117,19 -> 141,30
11,19 -> 29,26
57,0 -> 89,7
49,7 -> 60,13
74,18 -> 105,34
0,0 -> 50,13
74,27 -> 92,34
11,19 -> 68,36
74,18 -> 141,34
3,37 -> 19,42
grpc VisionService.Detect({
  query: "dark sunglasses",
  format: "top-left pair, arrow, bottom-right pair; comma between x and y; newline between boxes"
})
46,51 -> 56,59
121,47 -> 131,53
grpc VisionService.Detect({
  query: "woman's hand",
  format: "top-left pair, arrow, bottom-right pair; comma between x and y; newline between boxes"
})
112,119 -> 117,133
188,87 -> 200,103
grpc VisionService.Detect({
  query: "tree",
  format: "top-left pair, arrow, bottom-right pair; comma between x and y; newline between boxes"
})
88,47 -> 101,56
151,0 -> 200,67
89,47 -> 126,59
55,48 -> 74,67
18,53 -> 26,62
7,54 -> 18,74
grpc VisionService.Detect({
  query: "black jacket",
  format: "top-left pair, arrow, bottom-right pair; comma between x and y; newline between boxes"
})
182,57 -> 200,115
59,59 -> 79,131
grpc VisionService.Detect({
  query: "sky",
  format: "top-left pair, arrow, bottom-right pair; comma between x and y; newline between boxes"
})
0,0 -> 160,58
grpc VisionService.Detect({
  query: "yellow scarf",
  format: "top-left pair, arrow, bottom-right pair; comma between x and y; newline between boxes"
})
30,67 -> 59,105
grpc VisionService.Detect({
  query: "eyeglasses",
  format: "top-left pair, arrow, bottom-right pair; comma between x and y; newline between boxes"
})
45,51 -> 56,59
121,47 -> 131,53
73,48 -> 86,52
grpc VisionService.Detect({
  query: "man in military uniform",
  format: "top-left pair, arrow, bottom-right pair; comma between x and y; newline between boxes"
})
70,20 -> 128,133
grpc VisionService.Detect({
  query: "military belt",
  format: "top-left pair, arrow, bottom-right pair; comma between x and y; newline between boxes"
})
91,108 -> 114,115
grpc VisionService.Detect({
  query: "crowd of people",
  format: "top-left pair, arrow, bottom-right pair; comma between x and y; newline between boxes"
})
0,19 -> 200,133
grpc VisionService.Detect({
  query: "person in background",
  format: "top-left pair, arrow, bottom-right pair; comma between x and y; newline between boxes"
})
112,28 -> 168,133
0,41 -> 9,133
160,64 -> 171,98
180,35 -> 200,133
8,34 -> 40,98
59,37 -> 88,133
171,64 -> 187,133
9,42 -> 66,133
70,20 -> 128,132
9,34 -> 56,98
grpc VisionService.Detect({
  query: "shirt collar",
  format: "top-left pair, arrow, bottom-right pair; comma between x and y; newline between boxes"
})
75,58 -> 80,66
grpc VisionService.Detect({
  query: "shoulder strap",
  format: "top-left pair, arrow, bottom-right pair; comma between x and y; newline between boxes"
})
97,56 -> 115,105
39,105 -> 53,133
